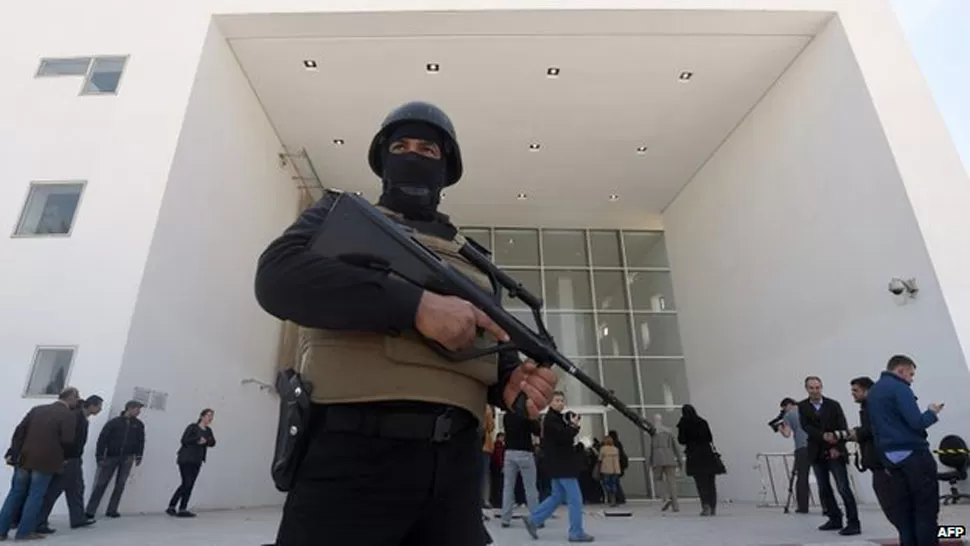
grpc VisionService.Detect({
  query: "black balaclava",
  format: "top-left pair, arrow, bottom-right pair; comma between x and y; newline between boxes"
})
377,122 -> 448,220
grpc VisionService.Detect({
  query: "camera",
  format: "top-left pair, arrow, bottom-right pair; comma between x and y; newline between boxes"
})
768,409 -> 787,432
564,411 -> 580,426
769,397 -> 797,432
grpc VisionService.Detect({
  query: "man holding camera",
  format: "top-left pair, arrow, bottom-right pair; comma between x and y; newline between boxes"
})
523,391 -> 593,543
774,397 -> 810,514
844,376 -> 897,528
798,376 -> 860,536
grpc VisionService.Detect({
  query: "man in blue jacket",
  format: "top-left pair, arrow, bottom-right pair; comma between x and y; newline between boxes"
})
866,355 -> 944,546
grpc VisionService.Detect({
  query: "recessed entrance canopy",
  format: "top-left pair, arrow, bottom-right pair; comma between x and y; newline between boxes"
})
221,9 -> 831,227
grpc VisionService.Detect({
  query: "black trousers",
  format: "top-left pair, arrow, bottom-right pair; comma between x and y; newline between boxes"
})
169,463 -> 202,511
871,468 -> 896,528
275,406 -> 486,546
793,447 -> 810,512
812,458 -> 859,526
886,450 -> 939,546
40,458 -> 86,527
692,473 -> 717,510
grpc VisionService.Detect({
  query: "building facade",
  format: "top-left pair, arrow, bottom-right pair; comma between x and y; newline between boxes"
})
2,0 -> 969,516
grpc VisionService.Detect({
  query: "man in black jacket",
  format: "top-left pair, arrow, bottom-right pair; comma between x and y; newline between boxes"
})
85,400 -> 145,519
846,377 -> 895,528
36,395 -> 103,533
522,392 -> 594,543
798,376 -> 860,536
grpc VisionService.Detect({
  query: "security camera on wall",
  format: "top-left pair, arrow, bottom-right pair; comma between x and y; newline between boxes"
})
888,277 -> 918,298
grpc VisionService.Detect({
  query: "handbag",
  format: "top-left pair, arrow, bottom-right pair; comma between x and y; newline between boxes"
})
711,444 -> 727,475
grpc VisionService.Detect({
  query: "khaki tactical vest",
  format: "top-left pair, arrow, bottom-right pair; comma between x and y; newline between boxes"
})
297,207 -> 499,424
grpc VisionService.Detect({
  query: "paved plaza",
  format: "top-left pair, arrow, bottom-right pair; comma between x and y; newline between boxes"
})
27,501 -> 970,545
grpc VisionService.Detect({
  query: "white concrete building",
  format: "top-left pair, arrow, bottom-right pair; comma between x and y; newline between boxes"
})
2,0 -> 969,518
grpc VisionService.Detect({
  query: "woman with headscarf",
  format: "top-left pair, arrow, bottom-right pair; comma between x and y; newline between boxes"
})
676,404 -> 721,516
649,414 -> 682,512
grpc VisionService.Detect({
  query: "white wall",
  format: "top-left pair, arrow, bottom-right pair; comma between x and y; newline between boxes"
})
106,23 -> 296,513
663,16 -> 970,505
0,3 -> 214,491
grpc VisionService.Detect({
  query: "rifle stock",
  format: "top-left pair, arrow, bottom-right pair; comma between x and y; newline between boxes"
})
311,190 -> 655,436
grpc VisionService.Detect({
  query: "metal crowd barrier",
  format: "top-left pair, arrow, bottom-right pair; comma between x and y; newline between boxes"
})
755,449 -> 861,510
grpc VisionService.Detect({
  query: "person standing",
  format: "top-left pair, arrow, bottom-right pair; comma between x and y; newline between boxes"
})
523,392 -> 594,543
0,387 -> 79,540
866,355 -> 943,546
649,414 -> 682,513
845,377 -> 896,528
598,436 -> 622,507
776,397 -> 811,514
676,404 -> 721,516
255,101 -> 557,546
797,376 -> 860,536
86,400 -> 146,519
606,431 -> 628,504
167,408 -> 216,518
499,411 -> 540,527
36,395 -> 103,534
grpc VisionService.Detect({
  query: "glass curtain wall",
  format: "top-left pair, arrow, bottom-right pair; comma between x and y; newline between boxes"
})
459,227 -> 693,499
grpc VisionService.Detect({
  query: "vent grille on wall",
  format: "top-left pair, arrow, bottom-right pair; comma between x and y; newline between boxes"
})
131,387 -> 168,412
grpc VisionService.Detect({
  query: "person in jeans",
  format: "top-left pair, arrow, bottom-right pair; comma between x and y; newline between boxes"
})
777,397 -> 811,514
167,408 -> 216,518
0,388 -> 79,540
36,395 -> 103,534
500,410 -> 540,527
866,355 -> 943,546
523,392 -> 594,543
598,436 -> 622,507
676,404 -> 721,516
649,413 -> 682,512
798,376 -> 860,536
86,400 -> 146,519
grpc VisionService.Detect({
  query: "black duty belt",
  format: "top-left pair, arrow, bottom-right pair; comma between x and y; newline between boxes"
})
321,404 -> 476,443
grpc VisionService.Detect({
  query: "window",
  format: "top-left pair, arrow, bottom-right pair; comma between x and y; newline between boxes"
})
25,347 -> 76,397
36,57 -> 91,77
14,182 -> 85,237
82,56 -> 127,95
35,55 -> 128,95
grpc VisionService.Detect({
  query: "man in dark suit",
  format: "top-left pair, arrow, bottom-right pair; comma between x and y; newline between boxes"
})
798,376 -> 860,536
0,387 -> 80,540
36,395 -> 103,533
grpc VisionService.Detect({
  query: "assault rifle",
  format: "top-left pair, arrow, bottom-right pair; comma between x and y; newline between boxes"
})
311,190 -> 655,436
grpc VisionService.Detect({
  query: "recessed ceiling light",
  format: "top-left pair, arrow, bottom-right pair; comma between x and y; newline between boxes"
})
609,194 -> 619,202
303,60 -> 318,70
426,63 -> 440,73
678,71 -> 693,82
636,146 -> 648,154
546,67 -> 561,77
332,139 -> 344,146
528,143 -> 541,151
516,193 -> 528,200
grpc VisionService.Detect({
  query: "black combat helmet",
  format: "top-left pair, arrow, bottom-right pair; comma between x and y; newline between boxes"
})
367,101 -> 463,186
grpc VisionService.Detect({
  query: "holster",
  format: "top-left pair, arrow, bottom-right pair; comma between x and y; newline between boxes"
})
271,368 -> 313,493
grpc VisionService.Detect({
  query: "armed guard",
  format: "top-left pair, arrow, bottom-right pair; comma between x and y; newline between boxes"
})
255,101 -> 558,545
